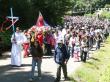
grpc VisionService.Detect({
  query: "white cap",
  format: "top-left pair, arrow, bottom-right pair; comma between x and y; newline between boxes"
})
57,39 -> 63,43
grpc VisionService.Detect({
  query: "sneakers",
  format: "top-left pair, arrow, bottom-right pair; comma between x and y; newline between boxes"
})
29,78 -> 33,82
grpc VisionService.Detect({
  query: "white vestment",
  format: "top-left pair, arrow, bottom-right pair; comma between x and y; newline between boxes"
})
11,32 -> 27,66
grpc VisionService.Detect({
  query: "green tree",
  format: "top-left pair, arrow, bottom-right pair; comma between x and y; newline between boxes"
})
72,0 -> 106,14
105,4 -> 110,8
30,0 -> 73,25
0,0 -> 33,29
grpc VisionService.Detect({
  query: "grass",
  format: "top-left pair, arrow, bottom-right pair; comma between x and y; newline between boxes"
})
70,37 -> 110,82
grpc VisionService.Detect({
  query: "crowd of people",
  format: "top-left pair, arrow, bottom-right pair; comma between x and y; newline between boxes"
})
10,16 -> 110,82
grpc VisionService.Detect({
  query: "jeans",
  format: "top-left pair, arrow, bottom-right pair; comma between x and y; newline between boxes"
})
96,41 -> 101,50
89,37 -> 93,48
71,46 -> 75,57
30,58 -> 42,79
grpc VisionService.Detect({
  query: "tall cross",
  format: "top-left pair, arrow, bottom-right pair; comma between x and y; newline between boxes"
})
7,8 -> 19,34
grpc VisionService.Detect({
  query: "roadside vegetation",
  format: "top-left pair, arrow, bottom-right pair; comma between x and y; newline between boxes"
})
71,37 -> 110,82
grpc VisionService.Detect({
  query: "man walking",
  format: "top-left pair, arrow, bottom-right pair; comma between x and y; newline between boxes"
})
54,39 -> 70,82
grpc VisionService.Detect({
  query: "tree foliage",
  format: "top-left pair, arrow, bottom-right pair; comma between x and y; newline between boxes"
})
0,0 -> 73,27
72,0 -> 107,14
0,0 -> 109,48
100,10 -> 110,19
105,4 -> 110,8
0,0 -> 109,28
30,0 -> 73,25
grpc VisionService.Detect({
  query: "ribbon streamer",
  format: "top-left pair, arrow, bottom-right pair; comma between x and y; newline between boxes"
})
0,18 -> 10,32
6,19 -> 18,30
0,18 -> 18,32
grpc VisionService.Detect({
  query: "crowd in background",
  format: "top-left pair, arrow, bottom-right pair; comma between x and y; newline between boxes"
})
10,16 -> 110,81
21,16 -> 110,61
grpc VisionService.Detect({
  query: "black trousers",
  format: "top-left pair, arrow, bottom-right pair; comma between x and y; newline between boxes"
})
56,63 -> 67,80
45,44 -> 52,55
81,50 -> 87,62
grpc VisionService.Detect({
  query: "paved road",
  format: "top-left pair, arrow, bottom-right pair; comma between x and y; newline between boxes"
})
0,52 -> 81,82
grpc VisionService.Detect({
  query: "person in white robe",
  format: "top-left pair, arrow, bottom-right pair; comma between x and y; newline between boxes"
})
11,27 -> 27,66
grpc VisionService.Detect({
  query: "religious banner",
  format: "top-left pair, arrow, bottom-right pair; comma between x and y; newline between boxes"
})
36,12 -> 44,27
29,11 -> 51,35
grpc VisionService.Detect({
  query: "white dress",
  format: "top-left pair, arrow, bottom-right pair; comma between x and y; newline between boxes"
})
11,32 -> 27,66
74,37 -> 80,53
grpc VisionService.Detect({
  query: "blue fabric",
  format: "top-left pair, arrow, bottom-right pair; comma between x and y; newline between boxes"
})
54,44 -> 69,64
30,58 -> 42,79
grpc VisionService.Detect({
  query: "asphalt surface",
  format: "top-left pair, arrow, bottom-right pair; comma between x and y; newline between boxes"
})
0,52 -> 81,82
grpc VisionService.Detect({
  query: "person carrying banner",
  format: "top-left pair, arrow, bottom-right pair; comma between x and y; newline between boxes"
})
29,32 -> 44,81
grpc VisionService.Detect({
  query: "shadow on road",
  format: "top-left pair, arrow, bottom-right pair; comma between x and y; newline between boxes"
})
89,57 -> 100,62
0,55 -> 11,60
0,65 -> 56,82
0,51 -> 11,60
